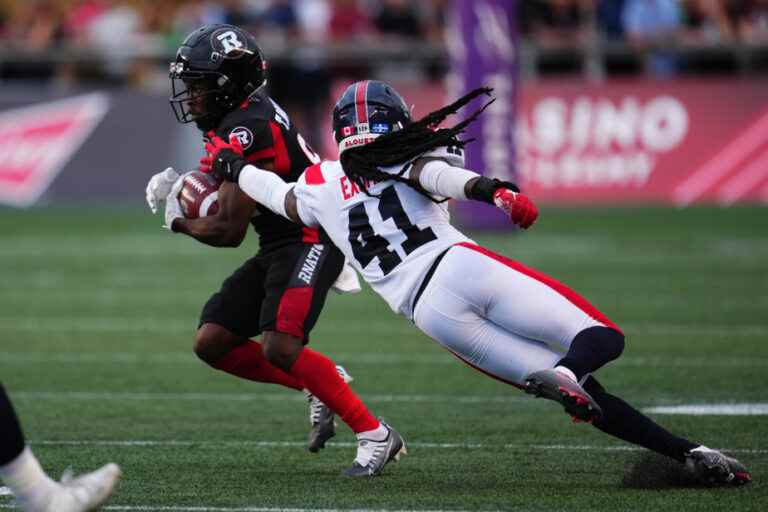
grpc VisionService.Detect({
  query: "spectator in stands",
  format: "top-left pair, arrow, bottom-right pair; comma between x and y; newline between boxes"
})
328,0 -> 372,41
597,0 -> 627,40
2,0 -> 64,50
682,0 -> 737,42
521,0 -> 591,45
623,0 -> 683,76
374,0 -> 424,39
736,0 -> 768,42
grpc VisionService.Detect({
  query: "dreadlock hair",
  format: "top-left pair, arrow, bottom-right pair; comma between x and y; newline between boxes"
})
339,86 -> 495,203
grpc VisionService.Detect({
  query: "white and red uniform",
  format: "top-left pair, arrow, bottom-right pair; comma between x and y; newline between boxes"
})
289,150 -> 619,387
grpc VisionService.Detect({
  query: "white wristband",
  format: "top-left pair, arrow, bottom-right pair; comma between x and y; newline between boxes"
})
237,164 -> 293,219
417,159 -> 480,200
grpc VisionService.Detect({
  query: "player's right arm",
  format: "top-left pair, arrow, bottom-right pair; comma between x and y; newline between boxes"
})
170,182 -> 258,247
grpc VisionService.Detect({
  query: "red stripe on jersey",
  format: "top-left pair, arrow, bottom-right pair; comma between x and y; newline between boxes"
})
304,163 -> 325,185
457,242 -> 623,334
246,148 -> 276,162
276,287 -> 314,339
268,121 -> 291,174
355,80 -> 369,125
444,347 -> 525,390
302,227 -> 320,243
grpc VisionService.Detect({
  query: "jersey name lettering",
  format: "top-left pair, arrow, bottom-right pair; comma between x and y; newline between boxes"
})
297,244 -> 324,284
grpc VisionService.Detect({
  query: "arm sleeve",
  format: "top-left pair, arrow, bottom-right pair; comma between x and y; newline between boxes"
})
236,165 -> 294,220
416,159 -> 481,200
292,175 -> 321,227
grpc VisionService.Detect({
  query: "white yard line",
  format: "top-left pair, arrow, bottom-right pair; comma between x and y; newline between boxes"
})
2,352 -> 767,368
0,506 -> 504,512
27,439 -> 767,454
0,318 -> 766,337
10,391 -> 527,404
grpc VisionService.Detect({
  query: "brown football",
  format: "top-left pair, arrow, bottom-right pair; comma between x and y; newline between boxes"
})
178,171 -> 221,219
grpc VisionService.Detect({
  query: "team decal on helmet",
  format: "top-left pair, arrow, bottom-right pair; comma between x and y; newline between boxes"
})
332,80 -> 411,154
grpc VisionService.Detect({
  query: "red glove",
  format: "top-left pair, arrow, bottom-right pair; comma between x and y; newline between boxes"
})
493,188 -> 538,229
204,132 -> 246,182
199,153 -> 213,174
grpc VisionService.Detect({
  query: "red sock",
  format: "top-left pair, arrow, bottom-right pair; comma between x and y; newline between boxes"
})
289,348 -> 379,433
213,340 -> 303,391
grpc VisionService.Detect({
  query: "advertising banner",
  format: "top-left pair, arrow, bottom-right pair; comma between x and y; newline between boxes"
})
518,80 -> 768,206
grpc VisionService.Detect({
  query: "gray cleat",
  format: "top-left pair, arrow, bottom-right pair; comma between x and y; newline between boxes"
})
524,368 -> 603,423
344,420 -> 407,477
685,446 -> 752,486
306,365 -> 353,453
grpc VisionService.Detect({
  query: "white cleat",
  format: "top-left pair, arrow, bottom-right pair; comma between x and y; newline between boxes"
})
23,463 -> 122,512
344,420 -> 406,477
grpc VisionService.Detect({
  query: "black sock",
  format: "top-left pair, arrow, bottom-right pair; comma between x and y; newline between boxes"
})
558,326 -> 625,380
584,376 -> 697,463
0,384 -> 26,466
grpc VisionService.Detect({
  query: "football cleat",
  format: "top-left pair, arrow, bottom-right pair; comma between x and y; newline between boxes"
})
306,365 -> 353,453
685,446 -> 752,486
524,368 -> 603,423
18,463 -> 122,512
344,420 -> 406,477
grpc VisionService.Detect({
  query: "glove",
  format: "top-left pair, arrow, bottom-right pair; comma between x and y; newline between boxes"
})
205,132 -> 246,182
199,153 -> 213,174
145,167 -> 181,214
493,189 -> 538,229
163,174 -> 186,231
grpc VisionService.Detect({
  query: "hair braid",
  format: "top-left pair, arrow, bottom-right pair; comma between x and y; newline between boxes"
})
340,87 -> 494,203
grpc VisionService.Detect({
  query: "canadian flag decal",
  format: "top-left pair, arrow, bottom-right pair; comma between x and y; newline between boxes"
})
0,93 -> 110,207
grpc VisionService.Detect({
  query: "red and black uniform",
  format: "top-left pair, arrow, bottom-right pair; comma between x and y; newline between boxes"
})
199,92 -> 344,341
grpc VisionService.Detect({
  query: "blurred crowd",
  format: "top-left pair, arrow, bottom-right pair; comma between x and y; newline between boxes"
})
522,0 -> 768,45
0,0 -> 448,53
2,0 -> 768,53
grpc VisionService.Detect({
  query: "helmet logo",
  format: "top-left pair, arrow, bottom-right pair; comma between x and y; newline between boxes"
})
230,126 -> 253,149
216,30 -> 244,54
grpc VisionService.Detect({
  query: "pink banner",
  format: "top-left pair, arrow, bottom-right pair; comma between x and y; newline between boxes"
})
325,78 -> 768,206
518,79 -> 768,205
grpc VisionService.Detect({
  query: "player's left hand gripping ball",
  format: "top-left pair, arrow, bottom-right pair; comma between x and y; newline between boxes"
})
493,189 -> 538,229
205,132 -> 247,182
163,174 -> 186,231
145,167 -> 181,214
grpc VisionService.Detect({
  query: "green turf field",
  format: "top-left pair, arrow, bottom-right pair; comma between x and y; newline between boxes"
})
0,206 -> 766,511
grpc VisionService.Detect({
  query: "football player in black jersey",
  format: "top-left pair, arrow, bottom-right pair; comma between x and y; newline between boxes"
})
146,25 -> 404,477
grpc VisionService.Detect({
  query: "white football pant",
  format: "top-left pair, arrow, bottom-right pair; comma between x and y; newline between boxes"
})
413,242 -> 617,387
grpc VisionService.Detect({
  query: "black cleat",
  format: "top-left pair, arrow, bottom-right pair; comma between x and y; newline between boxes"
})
685,446 -> 752,486
344,420 -> 406,477
525,368 -> 603,423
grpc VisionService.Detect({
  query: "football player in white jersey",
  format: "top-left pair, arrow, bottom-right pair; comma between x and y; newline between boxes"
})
201,80 -> 751,487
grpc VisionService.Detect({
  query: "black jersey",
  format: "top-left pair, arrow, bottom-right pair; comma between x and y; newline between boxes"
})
208,92 -> 324,253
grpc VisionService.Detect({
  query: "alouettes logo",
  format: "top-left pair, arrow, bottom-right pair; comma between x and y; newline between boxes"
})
0,93 -> 110,207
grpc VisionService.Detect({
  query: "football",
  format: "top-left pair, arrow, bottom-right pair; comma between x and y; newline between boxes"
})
178,171 -> 221,219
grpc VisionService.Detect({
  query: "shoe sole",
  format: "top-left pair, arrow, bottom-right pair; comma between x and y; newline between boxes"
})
525,374 -> 602,423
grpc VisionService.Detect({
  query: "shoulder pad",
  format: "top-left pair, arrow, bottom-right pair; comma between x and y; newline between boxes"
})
419,145 -> 466,168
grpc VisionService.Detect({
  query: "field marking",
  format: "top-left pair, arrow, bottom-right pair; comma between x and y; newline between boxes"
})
2,352 -> 768,368
27,439 -> 768,455
0,506 -> 507,512
644,403 -> 768,415
10,391 -> 528,405
0,317 -> 766,338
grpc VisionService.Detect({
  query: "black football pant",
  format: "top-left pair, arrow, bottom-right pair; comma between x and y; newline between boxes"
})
0,384 -> 26,466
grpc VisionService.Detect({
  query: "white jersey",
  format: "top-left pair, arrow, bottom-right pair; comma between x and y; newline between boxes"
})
293,148 -> 472,317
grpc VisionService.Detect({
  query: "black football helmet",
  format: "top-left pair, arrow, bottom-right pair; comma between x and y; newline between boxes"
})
332,80 -> 411,154
169,24 -> 267,131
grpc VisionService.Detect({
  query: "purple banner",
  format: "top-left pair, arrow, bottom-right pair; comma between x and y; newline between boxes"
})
446,0 -> 518,228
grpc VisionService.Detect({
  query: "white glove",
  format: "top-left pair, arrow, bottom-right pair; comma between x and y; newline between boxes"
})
163,174 -> 186,231
146,167 -> 181,214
